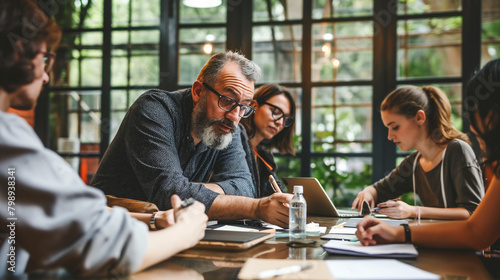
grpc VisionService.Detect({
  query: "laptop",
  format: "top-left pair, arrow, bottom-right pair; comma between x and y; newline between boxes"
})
282,177 -> 370,217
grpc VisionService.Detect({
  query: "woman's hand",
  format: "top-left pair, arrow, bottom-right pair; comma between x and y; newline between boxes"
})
375,200 -> 415,219
356,216 -> 404,245
352,187 -> 377,211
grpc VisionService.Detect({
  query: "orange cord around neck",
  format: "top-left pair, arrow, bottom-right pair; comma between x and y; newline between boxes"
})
252,145 -> 273,172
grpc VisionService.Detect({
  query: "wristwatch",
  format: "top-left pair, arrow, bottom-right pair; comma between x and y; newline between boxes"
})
401,224 -> 411,243
149,212 -> 159,230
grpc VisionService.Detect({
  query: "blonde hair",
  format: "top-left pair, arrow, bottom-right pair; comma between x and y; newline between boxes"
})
381,85 -> 470,145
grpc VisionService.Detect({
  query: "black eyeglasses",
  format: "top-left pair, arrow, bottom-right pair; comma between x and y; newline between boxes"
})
202,82 -> 255,118
41,52 -> 56,73
263,102 -> 294,127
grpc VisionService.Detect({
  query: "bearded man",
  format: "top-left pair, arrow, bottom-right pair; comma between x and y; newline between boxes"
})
92,51 -> 292,228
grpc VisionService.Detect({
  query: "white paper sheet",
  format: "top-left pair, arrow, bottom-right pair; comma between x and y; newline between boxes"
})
328,227 -> 357,234
326,259 -> 440,280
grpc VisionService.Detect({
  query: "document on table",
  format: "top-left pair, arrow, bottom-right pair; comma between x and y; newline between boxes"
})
322,240 -> 418,258
326,259 -> 440,280
328,227 -> 357,234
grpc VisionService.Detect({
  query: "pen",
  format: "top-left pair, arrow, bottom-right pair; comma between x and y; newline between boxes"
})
333,222 -> 346,229
181,197 -> 196,208
257,264 -> 313,279
268,175 -> 282,193
372,206 -> 388,211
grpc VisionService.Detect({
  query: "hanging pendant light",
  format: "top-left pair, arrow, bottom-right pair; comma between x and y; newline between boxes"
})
183,0 -> 222,8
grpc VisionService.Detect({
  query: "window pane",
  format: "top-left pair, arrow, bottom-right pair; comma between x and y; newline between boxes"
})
81,112 -> 101,143
81,32 -> 103,46
111,90 -> 128,110
112,0 -> 130,27
50,91 -> 102,152
397,17 -> 462,79
179,28 -> 226,84
111,51 -> 128,86
131,0 -> 160,26
81,56 -> 102,86
312,0 -> 372,19
312,87 -> 372,153
312,22 -> 373,82
275,156 -> 301,185
312,157 -> 372,206
111,111 -> 127,142
253,0 -> 302,22
253,25 -> 302,83
69,0 -> 104,28
84,0 -> 103,28
180,1 -> 226,24
481,0 -> 500,66
397,0 -> 461,15
130,54 -> 159,86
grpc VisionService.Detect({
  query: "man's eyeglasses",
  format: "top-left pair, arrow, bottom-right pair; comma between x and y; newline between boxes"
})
263,102 -> 294,127
41,52 -> 56,73
202,82 -> 255,118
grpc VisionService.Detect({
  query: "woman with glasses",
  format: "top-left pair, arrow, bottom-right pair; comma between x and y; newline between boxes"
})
352,85 -> 484,220
240,84 -> 296,197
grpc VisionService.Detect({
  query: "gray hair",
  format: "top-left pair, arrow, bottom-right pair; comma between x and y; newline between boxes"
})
197,51 -> 261,85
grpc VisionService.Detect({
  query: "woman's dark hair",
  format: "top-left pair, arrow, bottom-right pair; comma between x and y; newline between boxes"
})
381,85 -> 470,146
465,59 -> 500,176
242,84 -> 296,155
0,0 -> 61,92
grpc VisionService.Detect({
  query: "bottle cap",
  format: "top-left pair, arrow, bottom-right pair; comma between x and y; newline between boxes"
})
293,185 -> 303,194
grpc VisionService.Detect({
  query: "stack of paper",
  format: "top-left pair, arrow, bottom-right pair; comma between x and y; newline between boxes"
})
322,240 -> 418,258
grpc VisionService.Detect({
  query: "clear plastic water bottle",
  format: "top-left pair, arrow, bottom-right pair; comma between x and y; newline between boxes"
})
289,185 -> 307,241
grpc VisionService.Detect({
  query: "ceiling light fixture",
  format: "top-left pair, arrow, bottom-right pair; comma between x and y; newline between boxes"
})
183,0 -> 222,8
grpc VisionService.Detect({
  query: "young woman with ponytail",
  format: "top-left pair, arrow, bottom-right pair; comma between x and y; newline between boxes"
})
352,85 -> 484,220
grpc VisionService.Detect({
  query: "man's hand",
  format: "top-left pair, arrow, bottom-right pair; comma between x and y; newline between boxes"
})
255,193 -> 293,228
356,216 -> 403,246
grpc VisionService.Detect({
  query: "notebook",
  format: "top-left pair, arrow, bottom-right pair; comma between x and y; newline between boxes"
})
282,177 -> 370,217
322,240 -> 418,258
194,229 -> 274,251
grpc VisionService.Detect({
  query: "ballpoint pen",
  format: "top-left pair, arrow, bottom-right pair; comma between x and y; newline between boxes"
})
180,197 -> 196,208
268,175 -> 282,193
257,264 -> 313,279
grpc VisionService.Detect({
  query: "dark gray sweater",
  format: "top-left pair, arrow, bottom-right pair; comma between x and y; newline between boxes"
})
373,139 -> 484,214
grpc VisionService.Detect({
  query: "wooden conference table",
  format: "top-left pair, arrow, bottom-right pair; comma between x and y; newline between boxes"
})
131,216 -> 495,280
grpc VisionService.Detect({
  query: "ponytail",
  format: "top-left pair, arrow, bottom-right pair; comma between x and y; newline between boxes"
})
381,85 -> 470,146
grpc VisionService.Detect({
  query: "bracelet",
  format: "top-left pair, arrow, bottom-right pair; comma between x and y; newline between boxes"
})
401,224 -> 411,243
149,212 -> 159,230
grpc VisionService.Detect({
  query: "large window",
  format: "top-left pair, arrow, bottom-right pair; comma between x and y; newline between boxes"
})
39,0 -> 497,206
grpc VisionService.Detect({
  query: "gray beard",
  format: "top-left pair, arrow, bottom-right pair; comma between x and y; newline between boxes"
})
192,96 -> 236,150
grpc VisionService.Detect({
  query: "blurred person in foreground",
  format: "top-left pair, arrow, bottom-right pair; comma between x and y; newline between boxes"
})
0,0 -> 207,277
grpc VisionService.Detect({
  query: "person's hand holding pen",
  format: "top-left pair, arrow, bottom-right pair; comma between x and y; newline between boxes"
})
374,199 -> 415,219
268,175 -> 282,193
154,197 -> 199,229
268,175 -> 290,207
